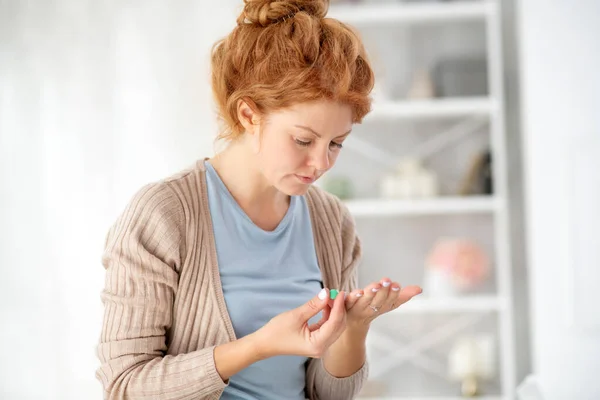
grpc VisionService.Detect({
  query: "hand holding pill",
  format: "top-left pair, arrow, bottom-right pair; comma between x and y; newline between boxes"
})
252,288 -> 347,359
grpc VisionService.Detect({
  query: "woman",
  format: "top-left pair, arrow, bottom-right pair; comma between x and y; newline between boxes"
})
96,0 -> 422,399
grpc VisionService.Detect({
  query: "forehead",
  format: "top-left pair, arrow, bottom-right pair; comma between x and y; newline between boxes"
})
269,100 -> 353,135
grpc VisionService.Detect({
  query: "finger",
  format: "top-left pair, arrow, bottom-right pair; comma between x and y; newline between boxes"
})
316,291 -> 347,341
390,282 -> 401,294
368,277 -> 392,309
383,282 -> 401,310
296,288 -> 330,322
308,304 -> 331,332
396,285 -> 423,305
353,281 -> 382,310
380,277 -> 393,289
388,285 -> 423,311
328,291 -> 346,323
345,289 -> 364,311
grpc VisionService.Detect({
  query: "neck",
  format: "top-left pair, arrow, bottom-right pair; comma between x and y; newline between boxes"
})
209,140 -> 289,214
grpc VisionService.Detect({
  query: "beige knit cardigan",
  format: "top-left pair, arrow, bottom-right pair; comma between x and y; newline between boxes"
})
96,159 -> 368,400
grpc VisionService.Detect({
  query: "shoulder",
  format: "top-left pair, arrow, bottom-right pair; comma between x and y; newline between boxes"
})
142,159 -> 208,211
109,181 -> 184,247
111,159 -> 208,233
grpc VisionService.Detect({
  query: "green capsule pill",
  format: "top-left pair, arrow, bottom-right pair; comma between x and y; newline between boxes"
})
329,289 -> 339,300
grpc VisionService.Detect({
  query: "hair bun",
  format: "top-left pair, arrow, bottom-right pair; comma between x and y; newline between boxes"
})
238,0 -> 329,27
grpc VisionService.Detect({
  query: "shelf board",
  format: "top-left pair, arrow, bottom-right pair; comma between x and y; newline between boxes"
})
328,0 -> 492,26
366,97 -> 496,121
358,396 -> 505,400
393,295 -> 505,314
344,196 -> 499,217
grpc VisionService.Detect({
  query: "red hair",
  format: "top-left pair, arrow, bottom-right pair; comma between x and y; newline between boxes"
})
211,0 -> 375,140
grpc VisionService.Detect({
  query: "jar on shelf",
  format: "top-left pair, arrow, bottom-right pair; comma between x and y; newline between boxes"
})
423,238 -> 490,297
379,157 -> 439,199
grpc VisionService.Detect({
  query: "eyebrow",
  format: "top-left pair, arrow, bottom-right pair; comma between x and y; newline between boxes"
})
294,125 -> 352,139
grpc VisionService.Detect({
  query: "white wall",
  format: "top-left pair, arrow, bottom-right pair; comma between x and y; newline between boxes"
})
517,0 -> 600,398
0,1 -> 239,399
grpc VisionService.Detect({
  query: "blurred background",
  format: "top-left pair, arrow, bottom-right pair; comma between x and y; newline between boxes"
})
0,0 -> 598,399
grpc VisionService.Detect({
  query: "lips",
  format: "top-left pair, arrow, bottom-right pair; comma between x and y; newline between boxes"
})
296,174 -> 316,184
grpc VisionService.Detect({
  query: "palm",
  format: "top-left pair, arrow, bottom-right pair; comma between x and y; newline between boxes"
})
345,278 -> 423,325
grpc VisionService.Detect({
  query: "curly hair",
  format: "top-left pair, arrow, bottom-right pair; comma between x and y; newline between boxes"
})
211,0 -> 375,141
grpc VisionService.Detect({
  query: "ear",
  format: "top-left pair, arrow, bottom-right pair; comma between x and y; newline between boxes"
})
237,98 -> 260,136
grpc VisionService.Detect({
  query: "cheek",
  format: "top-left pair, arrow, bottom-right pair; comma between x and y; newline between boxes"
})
329,150 -> 341,165
261,136 -> 304,171
281,140 -> 307,164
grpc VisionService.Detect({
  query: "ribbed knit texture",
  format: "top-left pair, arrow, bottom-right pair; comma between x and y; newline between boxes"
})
96,159 -> 368,400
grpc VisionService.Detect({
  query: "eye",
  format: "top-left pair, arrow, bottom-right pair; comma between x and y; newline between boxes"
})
295,138 -> 311,147
330,142 -> 343,150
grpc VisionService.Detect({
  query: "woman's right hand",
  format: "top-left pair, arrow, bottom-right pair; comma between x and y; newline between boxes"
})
252,288 -> 347,359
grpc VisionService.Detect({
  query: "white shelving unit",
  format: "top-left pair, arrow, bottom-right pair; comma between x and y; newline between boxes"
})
367,97 -> 497,121
328,0 -> 493,25
344,196 -> 500,217
394,295 -> 506,314
362,397 -> 506,400
361,397 -> 506,400
329,1 -> 517,399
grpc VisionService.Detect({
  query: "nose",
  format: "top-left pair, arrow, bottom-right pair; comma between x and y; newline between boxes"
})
309,145 -> 330,172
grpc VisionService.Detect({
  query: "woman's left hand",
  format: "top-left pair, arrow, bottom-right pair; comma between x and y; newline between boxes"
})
344,277 -> 422,328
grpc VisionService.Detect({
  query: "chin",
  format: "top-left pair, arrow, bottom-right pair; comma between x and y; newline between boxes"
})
278,182 -> 311,196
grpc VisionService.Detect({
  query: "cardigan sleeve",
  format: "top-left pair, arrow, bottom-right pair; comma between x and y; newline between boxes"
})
95,182 -> 226,400
338,203 -> 364,292
305,202 -> 369,400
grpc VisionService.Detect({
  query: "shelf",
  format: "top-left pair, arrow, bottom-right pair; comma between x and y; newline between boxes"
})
393,295 -> 505,314
332,0 -> 517,397
358,396 -> 505,400
328,0 -> 493,26
344,196 -> 499,217
366,97 -> 496,121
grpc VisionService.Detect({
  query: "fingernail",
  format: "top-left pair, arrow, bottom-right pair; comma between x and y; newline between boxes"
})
372,287 -> 380,293
392,287 -> 400,292
318,288 -> 327,300
382,281 -> 391,288
355,292 -> 363,297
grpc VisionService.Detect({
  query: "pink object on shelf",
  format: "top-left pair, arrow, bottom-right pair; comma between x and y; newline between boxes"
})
425,238 -> 490,291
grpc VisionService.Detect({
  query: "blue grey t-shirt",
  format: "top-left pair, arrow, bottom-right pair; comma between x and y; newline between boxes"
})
204,161 -> 323,400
